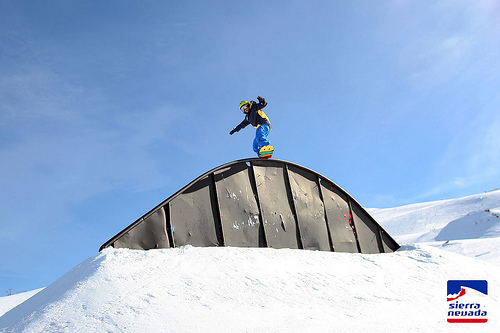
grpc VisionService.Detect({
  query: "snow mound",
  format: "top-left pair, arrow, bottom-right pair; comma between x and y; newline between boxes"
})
1,245 -> 500,333
435,208 -> 500,241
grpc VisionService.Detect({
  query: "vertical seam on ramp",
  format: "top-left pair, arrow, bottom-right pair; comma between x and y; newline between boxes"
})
347,199 -> 362,253
284,164 -> 304,250
249,161 -> 268,247
316,176 -> 335,252
210,172 -> 225,246
166,203 -> 175,248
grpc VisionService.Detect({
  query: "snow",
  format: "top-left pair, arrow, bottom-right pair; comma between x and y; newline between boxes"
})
368,190 -> 500,241
427,238 -> 500,266
367,188 -> 500,274
2,189 -> 500,332
1,245 -> 500,332
0,289 -> 43,318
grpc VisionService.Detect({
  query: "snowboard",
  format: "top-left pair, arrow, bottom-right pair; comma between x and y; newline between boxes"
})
259,145 -> 274,158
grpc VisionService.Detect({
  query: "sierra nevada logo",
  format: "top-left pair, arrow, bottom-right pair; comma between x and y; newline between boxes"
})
447,280 -> 488,323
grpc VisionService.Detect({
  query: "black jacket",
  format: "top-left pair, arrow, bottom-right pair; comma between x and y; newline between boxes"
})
232,99 -> 271,133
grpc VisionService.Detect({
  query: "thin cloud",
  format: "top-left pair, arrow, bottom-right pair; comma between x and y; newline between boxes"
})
378,0 -> 500,90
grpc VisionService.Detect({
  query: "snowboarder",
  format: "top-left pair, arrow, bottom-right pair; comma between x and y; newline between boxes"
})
229,96 -> 274,158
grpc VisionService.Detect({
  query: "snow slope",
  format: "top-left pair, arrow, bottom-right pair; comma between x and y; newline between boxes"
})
1,245 -> 499,333
0,289 -> 42,318
2,189 -> 500,332
368,189 -> 500,243
369,189 -> 500,265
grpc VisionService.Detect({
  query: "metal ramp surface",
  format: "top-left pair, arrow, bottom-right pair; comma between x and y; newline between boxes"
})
100,159 -> 399,253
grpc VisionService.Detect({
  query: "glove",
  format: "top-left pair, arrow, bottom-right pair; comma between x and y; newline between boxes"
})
257,96 -> 265,103
229,129 -> 236,135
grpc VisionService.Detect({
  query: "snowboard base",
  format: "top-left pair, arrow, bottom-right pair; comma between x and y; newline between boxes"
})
259,145 -> 274,158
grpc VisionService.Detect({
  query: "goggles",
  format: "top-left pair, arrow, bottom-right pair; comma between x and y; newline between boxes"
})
240,104 -> 249,112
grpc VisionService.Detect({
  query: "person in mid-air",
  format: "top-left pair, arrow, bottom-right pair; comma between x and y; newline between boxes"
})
229,96 -> 274,158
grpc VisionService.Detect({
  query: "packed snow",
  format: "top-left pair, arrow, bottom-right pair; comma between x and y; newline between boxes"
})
1,189 -> 500,332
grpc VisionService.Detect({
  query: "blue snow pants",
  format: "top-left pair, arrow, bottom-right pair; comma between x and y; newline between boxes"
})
253,124 -> 271,156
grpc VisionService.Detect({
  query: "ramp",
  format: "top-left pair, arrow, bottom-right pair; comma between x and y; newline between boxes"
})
100,159 -> 399,253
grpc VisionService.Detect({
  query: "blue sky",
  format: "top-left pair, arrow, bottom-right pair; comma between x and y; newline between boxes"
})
1,0 -> 500,293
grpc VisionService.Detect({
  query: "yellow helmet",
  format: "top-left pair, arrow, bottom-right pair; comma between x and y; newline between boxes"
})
238,100 -> 248,109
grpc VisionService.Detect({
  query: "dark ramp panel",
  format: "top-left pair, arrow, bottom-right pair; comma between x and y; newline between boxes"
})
169,175 -> 220,247
381,229 -> 400,253
214,163 -> 262,247
320,179 -> 359,253
114,207 -> 170,250
99,158 -> 400,254
287,165 -> 331,251
252,161 -> 299,249
350,201 -> 384,254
